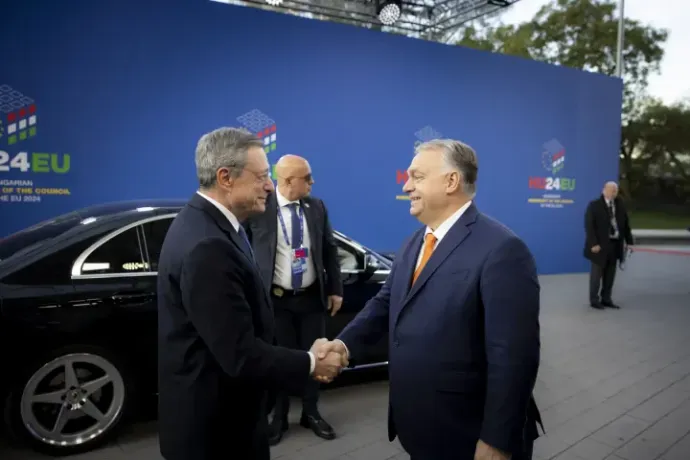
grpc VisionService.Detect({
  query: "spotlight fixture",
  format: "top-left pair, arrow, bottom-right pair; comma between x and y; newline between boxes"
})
377,0 -> 402,25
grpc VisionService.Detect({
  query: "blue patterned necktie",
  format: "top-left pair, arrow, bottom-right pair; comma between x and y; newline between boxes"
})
287,203 -> 302,290
237,225 -> 254,260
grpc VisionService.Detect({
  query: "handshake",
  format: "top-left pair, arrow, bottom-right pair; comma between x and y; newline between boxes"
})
309,338 -> 349,383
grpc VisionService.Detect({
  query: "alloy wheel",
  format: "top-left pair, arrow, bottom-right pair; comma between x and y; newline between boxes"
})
19,352 -> 126,447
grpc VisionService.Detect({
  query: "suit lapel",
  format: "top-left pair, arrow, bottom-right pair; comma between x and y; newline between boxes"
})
189,193 -> 271,305
189,193 -> 242,252
390,229 -> 424,328
401,204 -> 479,307
400,230 -> 424,296
266,193 -> 279,262
300,198 -> 319,256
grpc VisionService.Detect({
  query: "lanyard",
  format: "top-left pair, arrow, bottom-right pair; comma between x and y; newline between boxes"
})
277,204 -> 304,247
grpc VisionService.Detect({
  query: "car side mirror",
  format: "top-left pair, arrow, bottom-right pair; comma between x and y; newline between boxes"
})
361,253 -> 379,279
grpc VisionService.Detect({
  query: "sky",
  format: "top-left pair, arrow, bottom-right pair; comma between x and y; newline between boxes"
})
498,0 -> 690,104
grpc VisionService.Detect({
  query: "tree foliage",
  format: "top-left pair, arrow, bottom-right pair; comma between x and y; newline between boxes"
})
457,0 -> 668,115
456,0 -> 690,202
624,99 -> 690,177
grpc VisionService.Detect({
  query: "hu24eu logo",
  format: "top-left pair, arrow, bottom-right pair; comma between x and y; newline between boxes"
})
528,139 -> 575,191
0,151 -> 70,174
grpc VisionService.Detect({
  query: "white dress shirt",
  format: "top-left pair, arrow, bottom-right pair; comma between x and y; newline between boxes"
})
415,200 -> 473,269
273,190 -> 316,290
196,191 -> 316,374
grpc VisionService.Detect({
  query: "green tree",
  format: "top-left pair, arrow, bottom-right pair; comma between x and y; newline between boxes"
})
627,100 -> 690,178
457,0 -> 668,112
622,99 -> 690,207
456,0 -> 671,198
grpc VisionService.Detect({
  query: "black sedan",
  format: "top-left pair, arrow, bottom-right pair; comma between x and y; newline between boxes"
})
0,199 -> 390,456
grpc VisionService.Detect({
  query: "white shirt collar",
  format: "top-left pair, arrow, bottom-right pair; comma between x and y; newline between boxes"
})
196,191 -> 240,231
424,200 -> 473,243
276,189 -> 299,208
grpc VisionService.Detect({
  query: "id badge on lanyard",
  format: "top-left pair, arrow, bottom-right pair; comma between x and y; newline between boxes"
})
278,206 -> 309,275
291,249 -> 308,276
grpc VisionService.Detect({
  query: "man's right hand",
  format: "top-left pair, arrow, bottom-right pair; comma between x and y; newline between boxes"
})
591,245 -> 601,253
315,339 -> 349,362
312,352 -> 343,383
309,339 -> 349,383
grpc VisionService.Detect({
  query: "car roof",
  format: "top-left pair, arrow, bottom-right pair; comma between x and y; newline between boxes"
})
74,199 -> 188,218
0,198 -> 356,262
0,199 -> 187,262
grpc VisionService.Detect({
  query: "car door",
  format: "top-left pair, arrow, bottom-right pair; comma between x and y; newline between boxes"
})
70,217 -> 166,395
135,214 -> 176,393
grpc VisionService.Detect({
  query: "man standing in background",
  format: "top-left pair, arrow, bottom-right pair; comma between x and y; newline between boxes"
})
245,154 -> 343,445
584,181 -> 634,310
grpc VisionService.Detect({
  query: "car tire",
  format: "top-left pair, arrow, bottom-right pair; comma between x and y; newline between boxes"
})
2,344 -> 135,456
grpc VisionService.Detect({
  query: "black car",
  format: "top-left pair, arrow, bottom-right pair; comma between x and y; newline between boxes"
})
0,199 -> 390,456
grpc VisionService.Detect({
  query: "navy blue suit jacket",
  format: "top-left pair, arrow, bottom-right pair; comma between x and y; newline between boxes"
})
157,193 -> 311,460
337,203 -> 541,459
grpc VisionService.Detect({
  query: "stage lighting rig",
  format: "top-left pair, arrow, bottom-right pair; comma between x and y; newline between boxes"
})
377,0 -> 402,25
218,0 -> 523,38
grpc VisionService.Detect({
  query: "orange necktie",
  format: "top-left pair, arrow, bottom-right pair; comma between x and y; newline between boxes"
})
412,233 -> 437,284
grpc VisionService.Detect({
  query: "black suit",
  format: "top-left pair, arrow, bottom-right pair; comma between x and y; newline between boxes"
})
246,192 -> 342,306
245,192 -> 342,418
584,195 -> 633,304
157,193 -> 311,460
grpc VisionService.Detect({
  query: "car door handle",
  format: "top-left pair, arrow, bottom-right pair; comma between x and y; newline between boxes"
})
110,293 -> 155,303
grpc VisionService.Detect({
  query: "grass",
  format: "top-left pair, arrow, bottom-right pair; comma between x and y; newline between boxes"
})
629,211 -> 690,230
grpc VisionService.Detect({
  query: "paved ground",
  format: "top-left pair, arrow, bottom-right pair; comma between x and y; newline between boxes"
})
632,229 -> 690,238
1,247 -> 689,460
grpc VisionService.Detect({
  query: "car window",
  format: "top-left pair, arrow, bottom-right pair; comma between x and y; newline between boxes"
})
337,241 -> 362,272
79,227 -> 147,275
140,217 -> 174,272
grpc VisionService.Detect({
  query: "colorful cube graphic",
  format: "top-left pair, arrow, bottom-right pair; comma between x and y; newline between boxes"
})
541,139 -> 566,174
0,84 -> 37,145
237,109 -> 277,154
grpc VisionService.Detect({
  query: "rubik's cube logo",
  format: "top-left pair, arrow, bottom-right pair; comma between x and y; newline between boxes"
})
0,85 -> 37,145
237,109 -> 277,154
414,125 -> 442,145
541,139 -> 565,174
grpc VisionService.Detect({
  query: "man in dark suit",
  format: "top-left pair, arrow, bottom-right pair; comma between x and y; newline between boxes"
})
156,127 -> 345,460
245,154 -> 343,444
315,139 -> 542,460
584,181 -> 634,309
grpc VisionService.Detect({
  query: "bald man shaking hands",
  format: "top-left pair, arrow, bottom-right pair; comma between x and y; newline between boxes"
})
244,155 -> 343,445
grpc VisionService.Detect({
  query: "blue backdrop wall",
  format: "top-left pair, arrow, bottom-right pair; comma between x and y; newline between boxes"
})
0,0 -> 622,274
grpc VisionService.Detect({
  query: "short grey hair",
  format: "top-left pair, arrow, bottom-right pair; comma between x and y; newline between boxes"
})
195,127 -> 264,188
415,139 -> 478,197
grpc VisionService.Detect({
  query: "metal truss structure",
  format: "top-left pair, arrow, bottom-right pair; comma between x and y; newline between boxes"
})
213,0 -> 522,41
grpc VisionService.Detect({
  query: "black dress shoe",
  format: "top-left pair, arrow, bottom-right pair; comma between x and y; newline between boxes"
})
300,413 -> 336,440
602,301 -> 620,309
590,302 -> 605,309
268,417 -> 288,446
